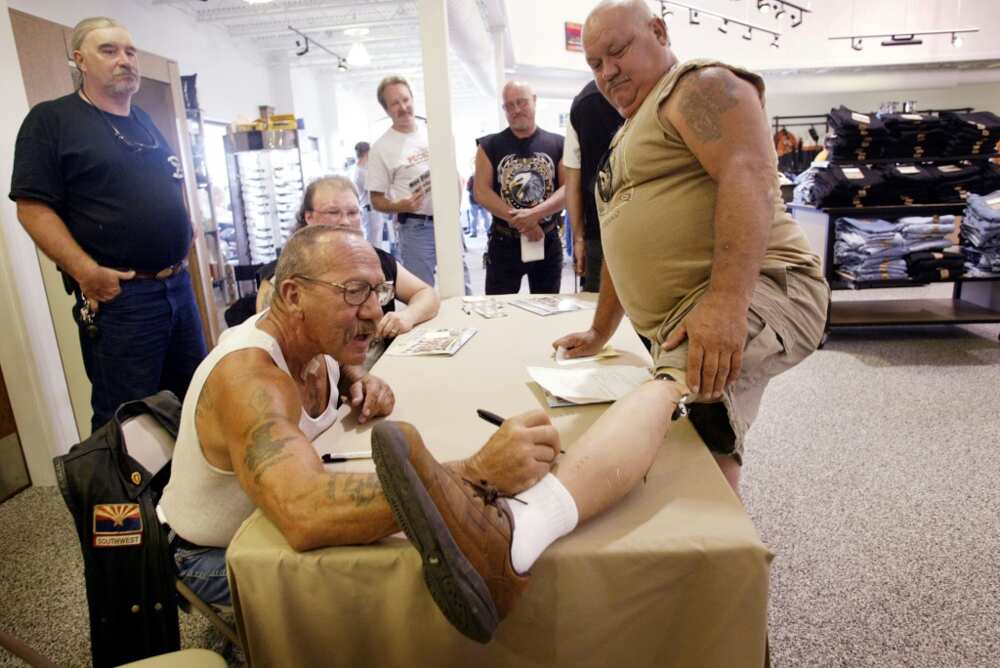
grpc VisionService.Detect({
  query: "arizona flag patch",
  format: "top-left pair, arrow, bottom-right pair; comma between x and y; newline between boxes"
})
93,503 -> 143,547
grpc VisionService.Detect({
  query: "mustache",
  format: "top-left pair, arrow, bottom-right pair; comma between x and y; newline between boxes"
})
351,323 -> 376,338
607,75 -> 630,90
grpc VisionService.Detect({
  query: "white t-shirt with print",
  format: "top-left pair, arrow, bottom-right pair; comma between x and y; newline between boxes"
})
562,121 -> 582,170
367,125 -> 434,216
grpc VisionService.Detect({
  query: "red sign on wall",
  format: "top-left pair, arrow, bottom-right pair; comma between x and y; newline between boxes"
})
565,22 -> 583,52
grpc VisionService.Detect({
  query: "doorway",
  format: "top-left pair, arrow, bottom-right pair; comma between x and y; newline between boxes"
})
0,365 -> 30,502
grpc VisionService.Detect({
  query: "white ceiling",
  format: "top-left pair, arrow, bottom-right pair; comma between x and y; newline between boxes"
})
151,0 -> 1000,103
152,0 -> 493,101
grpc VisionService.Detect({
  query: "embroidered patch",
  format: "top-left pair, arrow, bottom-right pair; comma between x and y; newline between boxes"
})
93,503 -> 142,547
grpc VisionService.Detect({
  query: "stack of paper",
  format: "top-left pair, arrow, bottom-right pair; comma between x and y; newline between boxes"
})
527,366 -> 650,406
510,296 -> 595,316
387,328 -> 477,356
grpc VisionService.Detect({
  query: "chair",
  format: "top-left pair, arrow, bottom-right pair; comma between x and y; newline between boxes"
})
224,263 -> 266,327
0,627 -> 225,668
120,413 -> 243,652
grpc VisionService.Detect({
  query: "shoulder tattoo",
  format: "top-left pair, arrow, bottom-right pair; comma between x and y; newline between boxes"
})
676,70 -> 740,143
244,420 -> 294,482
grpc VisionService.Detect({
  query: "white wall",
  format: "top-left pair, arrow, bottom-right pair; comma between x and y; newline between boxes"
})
0,1 -> 80,485
8,0 -> 276,121
505,0 -> 1000,74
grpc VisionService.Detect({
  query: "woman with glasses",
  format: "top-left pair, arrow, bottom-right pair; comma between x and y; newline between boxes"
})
256,176 -> 439,346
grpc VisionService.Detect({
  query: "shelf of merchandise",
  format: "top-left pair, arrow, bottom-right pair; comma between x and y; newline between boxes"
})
828,152 -> 999,166
788,202 -> 1000,343
186,109 -> 238,336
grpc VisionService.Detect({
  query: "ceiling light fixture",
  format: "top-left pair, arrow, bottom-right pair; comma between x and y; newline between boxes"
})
660,1 -> 782,44
343,27 -> 370,38
753,1 -> 809,27
829,27 -> 978,50
289,25 -> 349,71
347,41 -> 371,67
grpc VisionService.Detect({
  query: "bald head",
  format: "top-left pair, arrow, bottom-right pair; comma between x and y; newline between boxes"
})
502,80 -> 538,137
273,225 -> 370,300
583,0 -> 674,118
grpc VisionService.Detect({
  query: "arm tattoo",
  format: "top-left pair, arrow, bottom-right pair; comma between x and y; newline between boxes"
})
195,383 -> 214,422
327,474 -> 383,507
677,71 -> 739,143
245,421 -> 294,482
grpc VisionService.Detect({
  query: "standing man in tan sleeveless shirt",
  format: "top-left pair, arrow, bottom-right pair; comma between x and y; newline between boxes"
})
555,0 -> 829,492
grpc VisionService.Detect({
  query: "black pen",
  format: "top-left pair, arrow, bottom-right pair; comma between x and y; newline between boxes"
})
476,408 -> 505,427
322,451 -> 373,464
476,409 -> 565,454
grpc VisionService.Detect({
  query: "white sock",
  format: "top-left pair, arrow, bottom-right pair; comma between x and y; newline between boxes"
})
507,474 -> 579,574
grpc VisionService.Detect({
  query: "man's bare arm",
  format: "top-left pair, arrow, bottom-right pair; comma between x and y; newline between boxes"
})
564,165 -> 586,276
473,146 -> 513,222
207,353 -> 398,551
666,67 -> 773,305
661,67 -> 776,396
552,260 -> 624,357
16,199 -> 134,302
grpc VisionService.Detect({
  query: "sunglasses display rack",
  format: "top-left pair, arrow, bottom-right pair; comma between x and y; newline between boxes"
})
224,129 -> 306,266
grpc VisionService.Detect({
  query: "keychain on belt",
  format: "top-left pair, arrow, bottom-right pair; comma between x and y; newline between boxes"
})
79,298 -> 99,339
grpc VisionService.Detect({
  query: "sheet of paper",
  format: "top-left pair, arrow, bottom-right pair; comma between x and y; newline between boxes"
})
387,328 -> 477,356
554,345 -> 620,366
527,366 -> 650,404
521,235 -> 545,262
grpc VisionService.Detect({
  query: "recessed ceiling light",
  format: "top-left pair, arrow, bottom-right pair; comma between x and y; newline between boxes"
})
343,27 -> 370,38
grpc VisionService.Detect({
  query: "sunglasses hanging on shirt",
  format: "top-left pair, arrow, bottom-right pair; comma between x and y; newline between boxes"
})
79,89 -> 160,153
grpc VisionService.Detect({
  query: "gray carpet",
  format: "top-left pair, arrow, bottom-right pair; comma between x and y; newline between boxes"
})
0,288 -> 997,665
744,322 -> 1000,668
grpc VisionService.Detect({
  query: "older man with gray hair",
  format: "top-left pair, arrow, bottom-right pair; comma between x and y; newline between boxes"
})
10,16 -> 206,431
475,80 -> 567,295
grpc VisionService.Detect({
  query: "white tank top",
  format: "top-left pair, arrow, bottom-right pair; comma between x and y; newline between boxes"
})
159,312 -> 340,547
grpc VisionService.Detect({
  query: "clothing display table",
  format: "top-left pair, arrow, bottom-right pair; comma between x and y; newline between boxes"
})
226,295 -> 770,667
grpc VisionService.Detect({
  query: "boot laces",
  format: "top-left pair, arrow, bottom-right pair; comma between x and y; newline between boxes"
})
462,479 -> 527,508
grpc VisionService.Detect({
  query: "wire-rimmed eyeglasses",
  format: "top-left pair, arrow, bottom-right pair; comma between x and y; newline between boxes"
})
293,275 -> 394,306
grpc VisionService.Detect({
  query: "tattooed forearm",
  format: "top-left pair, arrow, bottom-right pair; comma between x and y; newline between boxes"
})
245,421 -> 294,481
326,473 -> 384,507
677,70 -> 739,143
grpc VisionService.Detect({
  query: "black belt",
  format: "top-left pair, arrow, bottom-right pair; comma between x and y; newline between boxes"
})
490,220 -> 557,239
128,261 -> 186,280
398,213 -> 433,224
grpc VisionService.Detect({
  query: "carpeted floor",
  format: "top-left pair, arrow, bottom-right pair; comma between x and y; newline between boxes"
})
1,277 -> 998,666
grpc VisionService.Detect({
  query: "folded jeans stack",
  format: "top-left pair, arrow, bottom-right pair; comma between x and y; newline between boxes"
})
834,217 -> 953,282
804,163 -> 886,207
905,249 -> 966,281
940,111 -> 1000,156
877,112 -> 948,160
896,214 -> 963,281
962,192 -> 1000,276
827,107 -> 890,162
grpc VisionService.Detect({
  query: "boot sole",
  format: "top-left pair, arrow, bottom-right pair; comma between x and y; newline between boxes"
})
371,422 -> 499,644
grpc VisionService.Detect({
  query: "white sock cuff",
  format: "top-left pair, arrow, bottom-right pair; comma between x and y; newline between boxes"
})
516,473 -> 579,538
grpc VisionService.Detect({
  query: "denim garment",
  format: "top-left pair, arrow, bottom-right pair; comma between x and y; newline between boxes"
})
484,228 -> 563,295
397,218 -> 437,286
77,268 -> 207,432
174,544 -> 230,606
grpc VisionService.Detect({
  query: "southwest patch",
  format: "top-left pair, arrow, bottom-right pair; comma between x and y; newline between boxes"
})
93,503 -> 142,547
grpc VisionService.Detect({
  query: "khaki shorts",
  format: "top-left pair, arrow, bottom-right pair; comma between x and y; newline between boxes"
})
652,267 -> 829,463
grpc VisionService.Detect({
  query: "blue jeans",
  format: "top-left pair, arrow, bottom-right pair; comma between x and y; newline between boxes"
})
484,228 -> 563,295
174,542 -> 231,606
397,219 -> 437,286
76,268 -> 207,432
